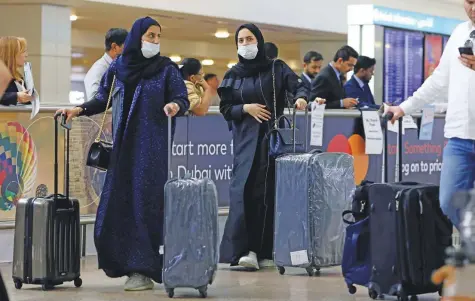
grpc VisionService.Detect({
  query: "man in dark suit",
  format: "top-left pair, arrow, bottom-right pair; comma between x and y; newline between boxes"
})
310,45 -> 359,109
344,56 -> 379,109
300,51 -> 323,100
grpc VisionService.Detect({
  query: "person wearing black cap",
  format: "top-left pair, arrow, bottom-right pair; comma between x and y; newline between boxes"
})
56,17 -> 189,291
218,23 -> 313,271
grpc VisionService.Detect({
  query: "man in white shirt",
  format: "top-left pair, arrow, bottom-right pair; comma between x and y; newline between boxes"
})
84,28 -> 128,101
385,0 -> 475,229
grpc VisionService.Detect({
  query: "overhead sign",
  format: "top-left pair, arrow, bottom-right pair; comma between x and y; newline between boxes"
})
348,5 -> 463,36
373,5 -> 462,35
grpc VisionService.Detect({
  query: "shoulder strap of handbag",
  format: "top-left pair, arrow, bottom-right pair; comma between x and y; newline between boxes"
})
272,60 -> 277,129
271,60 -> 294,130
95,75 -> 116,143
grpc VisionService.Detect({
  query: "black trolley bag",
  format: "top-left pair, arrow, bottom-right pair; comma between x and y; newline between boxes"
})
162,116 -> 219,299
11,114 -> 82,291
367,113 -> 453,301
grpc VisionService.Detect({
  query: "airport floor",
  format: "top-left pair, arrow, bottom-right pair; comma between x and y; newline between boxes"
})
1,256 -> 442,301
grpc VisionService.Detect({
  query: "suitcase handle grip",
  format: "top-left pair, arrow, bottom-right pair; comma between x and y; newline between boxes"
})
308,149 -> 323,154
56,208 -> 74,213
398,181 -> 420,186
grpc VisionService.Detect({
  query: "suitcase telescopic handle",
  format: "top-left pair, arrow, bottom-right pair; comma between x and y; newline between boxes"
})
380,111 -> 403,182
54,114 -> 70,200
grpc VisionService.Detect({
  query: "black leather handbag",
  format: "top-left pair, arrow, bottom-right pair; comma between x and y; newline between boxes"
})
267,60 -> 307,158
86,76 -> 116,171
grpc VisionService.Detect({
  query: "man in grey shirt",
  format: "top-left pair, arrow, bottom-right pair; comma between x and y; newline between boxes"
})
84,28 -> 128,101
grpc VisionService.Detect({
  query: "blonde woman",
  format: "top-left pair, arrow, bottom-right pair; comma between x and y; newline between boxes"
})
0,36 -> 31,106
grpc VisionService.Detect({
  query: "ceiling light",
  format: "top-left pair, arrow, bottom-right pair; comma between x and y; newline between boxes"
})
170,55 -> 181,63
202,59 -> 214,66
227,62 -> 237,68
71,52 -> 83,58
214,30 -> 230,39
70,14 -> 78,21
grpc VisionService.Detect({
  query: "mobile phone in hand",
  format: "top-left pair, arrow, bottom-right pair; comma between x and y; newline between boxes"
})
60,114 -> 72,130
459,46 -> 474,56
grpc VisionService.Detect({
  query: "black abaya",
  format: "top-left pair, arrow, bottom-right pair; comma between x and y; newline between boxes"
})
218,60 -> 307,264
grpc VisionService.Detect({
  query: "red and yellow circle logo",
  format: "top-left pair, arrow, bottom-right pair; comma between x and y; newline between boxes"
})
327,134 -> 369,184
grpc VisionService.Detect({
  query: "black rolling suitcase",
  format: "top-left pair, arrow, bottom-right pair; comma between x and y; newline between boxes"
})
11,114 -> 82,291
367,113 -> 453,301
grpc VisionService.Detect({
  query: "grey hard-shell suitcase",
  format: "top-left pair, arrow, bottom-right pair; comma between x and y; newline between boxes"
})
274,151 -> 355,276
12,114 -> 82,291
162,116 -> 219,298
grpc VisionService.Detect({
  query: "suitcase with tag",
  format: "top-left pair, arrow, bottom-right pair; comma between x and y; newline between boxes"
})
11,114 -> 82,291
273,109 -> 355,276
162,116 -> 219,298
367,113 -> 452,301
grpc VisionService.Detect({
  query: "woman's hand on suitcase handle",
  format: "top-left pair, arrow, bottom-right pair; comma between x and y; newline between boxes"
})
243,104 -> 271,123
55,108 -> 81,123
383,105 -> 405,124
295,98 -> 308,110
164,102 -> 180,117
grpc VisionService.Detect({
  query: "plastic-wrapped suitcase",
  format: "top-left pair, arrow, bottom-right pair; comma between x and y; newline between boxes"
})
274,149 -> 355,276
367,113 -> 453,301
162,116 -> 219,298
12,114 -> 82,291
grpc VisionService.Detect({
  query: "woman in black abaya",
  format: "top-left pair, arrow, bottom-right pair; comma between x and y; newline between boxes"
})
218,24 -> 311,270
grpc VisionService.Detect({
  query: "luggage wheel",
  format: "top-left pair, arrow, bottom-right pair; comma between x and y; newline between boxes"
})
305,267 -> 320,277
14,280 -> 22,290
74,277 -> 83,288
368,289 -> 378,300
305,267 -> 314,276
166,288 -> 174,298
277,266 -> 285,275
42,283 -> 54,291
347,285 -> 357,294
198,285 -> 208,298
396,292 -> 411,301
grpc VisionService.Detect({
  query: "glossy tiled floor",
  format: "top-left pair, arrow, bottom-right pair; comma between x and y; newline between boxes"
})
1,256 -> 441,301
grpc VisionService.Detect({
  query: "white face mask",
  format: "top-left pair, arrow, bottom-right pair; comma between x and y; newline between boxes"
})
237,44 -> 258,60
141,41 -> 160,58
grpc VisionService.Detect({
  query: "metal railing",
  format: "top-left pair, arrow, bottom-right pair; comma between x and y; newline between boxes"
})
0,208 -> 229,257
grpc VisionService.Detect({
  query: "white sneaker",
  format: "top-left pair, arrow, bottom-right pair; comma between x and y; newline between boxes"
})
124,273 -> 154,291
258,259 -> 275,268
238,251 -> 259,270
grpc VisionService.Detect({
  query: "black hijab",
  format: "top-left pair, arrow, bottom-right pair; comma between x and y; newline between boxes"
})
230,23 -> 273,78
115,17 -> 175,85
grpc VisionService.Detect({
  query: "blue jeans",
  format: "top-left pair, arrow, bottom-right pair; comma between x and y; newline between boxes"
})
440,138 -> 475,229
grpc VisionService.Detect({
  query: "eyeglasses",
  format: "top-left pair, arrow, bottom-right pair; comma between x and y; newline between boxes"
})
464,30 -> 475,48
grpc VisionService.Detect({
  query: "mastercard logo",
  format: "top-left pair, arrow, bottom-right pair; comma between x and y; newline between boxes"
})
326,134 -> 368,184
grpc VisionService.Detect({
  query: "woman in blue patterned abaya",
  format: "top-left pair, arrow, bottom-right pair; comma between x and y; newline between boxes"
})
56,17 -> 189,291
218,24 -> 310,271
